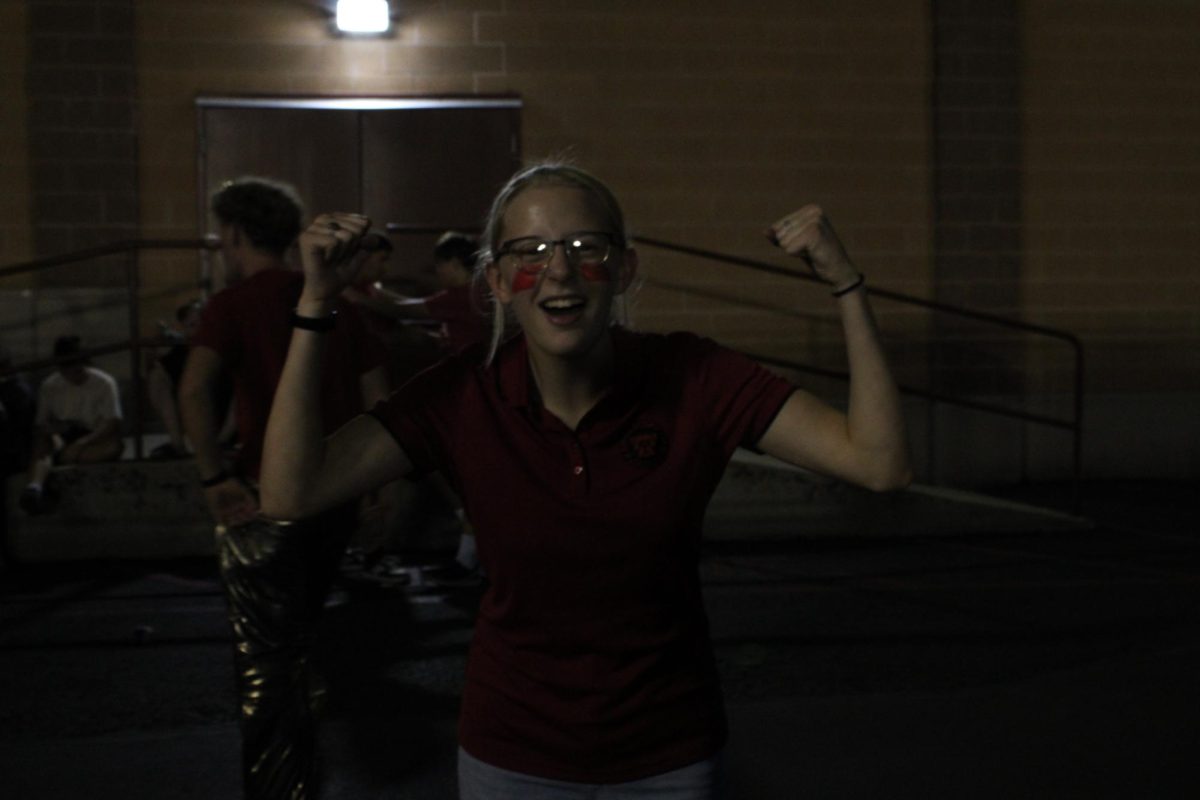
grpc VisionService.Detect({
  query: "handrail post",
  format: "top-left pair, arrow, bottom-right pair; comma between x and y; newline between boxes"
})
631,235 -> 1088,509
126,248 -> 144,460
927,399 -> 938,486
1071,341 -> 1085,515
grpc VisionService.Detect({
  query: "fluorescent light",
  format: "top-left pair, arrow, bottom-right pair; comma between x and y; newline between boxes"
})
336,0 -> 390,34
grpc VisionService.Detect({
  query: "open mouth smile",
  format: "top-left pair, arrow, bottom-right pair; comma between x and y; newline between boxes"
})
538,295 -> 587,325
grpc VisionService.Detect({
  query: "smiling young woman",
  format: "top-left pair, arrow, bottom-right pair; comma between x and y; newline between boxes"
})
259,161 -> 912,798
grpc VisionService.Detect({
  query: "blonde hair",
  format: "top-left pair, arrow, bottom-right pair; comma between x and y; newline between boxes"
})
478,162 -> 630,363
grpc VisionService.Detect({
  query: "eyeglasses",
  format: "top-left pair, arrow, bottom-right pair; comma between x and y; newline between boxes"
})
496,232 -> 617,273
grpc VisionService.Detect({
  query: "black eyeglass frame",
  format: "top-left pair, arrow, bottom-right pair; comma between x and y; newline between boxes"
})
495,231 -> 621,273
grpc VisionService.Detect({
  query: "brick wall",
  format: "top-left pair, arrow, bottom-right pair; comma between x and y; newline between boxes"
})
25,0 -> 139,287
475,1 -> 934,373
1023,1 -> 1200,395
932,0 -> 1021,313
135,0 -> 933,359
136,0 -> 513,324
0,1 -> 34,283
4,0 -> 1197,478
930,0 -> 1024,400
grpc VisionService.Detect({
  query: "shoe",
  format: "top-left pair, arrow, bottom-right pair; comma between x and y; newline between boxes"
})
421,561 -> 484,589
339,547 -> 367,574
373,554 -> 415,580
19,482 -> 59,515
149,442 -> 186,460
339,553 -> 414,588
19,485 -> 44,515
41,477 -> 60,511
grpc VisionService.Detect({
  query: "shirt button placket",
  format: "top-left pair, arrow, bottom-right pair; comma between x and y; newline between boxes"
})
568,438 -> 587,493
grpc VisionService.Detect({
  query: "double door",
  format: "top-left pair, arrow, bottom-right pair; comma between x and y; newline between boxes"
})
196,96 -> 522,290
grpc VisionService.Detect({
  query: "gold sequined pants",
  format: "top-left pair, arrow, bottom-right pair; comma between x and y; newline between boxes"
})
215,506 -> 354,800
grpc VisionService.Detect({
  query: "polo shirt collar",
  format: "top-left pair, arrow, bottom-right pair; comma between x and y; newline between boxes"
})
605,326 -> 652,409
492,326 -> 650,418
495,333 -> 533,409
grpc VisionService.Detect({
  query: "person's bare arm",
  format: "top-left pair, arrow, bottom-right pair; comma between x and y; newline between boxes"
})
58,417 -> 122,463
755,205 -> 912,492
359,363 -> 389,408
343,285 -> 433,321
62,417 -> 119,449
179,345 -> 258,526
259,213 -> 412,521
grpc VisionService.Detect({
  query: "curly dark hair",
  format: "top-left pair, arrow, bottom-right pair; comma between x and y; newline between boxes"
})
210,177 -> 304,255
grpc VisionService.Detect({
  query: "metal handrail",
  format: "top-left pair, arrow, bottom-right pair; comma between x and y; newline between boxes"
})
1,234 -> 1085,508
0,239 -> 216,280
631,236 -> 1084,509
389,227 -> 1084,505
1,239 -> 215,460
633,236 -> 1083,344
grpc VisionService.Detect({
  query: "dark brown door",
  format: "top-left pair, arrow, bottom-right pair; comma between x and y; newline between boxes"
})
362,105 -> 521,275
199,106 -> 362,233
197,97 -> 522,289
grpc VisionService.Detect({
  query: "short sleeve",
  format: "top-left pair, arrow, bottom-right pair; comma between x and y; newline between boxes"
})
684,335 -> 795,457
191,291 -> 240,365
367,357 -> 468,478
94,371 -> 122,421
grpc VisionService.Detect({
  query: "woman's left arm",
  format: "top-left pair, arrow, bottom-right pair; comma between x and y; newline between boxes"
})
755,205 -> 913,492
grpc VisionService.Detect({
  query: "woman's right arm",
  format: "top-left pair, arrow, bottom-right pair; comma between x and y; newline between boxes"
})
258,213 -> 412,521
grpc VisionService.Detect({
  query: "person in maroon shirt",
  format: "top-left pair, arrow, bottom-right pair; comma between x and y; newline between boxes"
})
259,164 -> 912,798
179,176 -> 388,799
423,230 -> 493,355
339,231 -> 398,341
389,230 -> 491,579
345,229 -> 492,580
344,229 -> 491,358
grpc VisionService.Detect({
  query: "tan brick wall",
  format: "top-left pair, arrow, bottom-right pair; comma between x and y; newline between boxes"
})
476,2 -> 933,365
0,0 -> 33,286
134,0 -> 933,353
24,0 -> 139,291
1,0 -> 1193,476
136,0 -> 508,326
1023,0 -> 1200,393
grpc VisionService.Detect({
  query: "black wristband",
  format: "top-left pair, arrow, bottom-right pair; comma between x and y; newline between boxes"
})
200,469 -> 230,488
290,308 -> 337,331
832,274 -> 865,297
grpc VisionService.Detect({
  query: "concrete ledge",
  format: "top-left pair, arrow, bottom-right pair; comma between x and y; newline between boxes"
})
4,460 -> 214,562
3,450 -> 1094,564
705,450 -> 1093,540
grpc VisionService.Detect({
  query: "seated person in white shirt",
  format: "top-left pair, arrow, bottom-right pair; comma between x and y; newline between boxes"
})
20,335 -> 123,514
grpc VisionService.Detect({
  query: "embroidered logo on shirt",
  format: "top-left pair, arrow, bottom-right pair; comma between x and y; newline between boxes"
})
623,424 -> 668,467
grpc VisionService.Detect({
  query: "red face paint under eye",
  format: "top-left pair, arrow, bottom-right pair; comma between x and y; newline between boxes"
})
511,268 -> 538,293
510,261 -> 610,292
578,261 -> 611,283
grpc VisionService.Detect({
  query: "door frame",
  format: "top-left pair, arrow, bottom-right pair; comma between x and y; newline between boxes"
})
194,94 -> 523,291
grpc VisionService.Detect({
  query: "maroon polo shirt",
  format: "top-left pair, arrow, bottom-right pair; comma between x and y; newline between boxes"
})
370,326 -> 795,783
193,267 -> 385,479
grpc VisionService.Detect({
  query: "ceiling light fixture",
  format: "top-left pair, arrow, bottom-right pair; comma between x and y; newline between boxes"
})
336,0 -> 390,34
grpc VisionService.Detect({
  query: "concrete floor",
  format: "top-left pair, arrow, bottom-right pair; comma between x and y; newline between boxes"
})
1,480 -> 1198,799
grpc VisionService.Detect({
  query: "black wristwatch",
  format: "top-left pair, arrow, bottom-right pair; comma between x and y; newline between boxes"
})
290,308 -> 338,332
